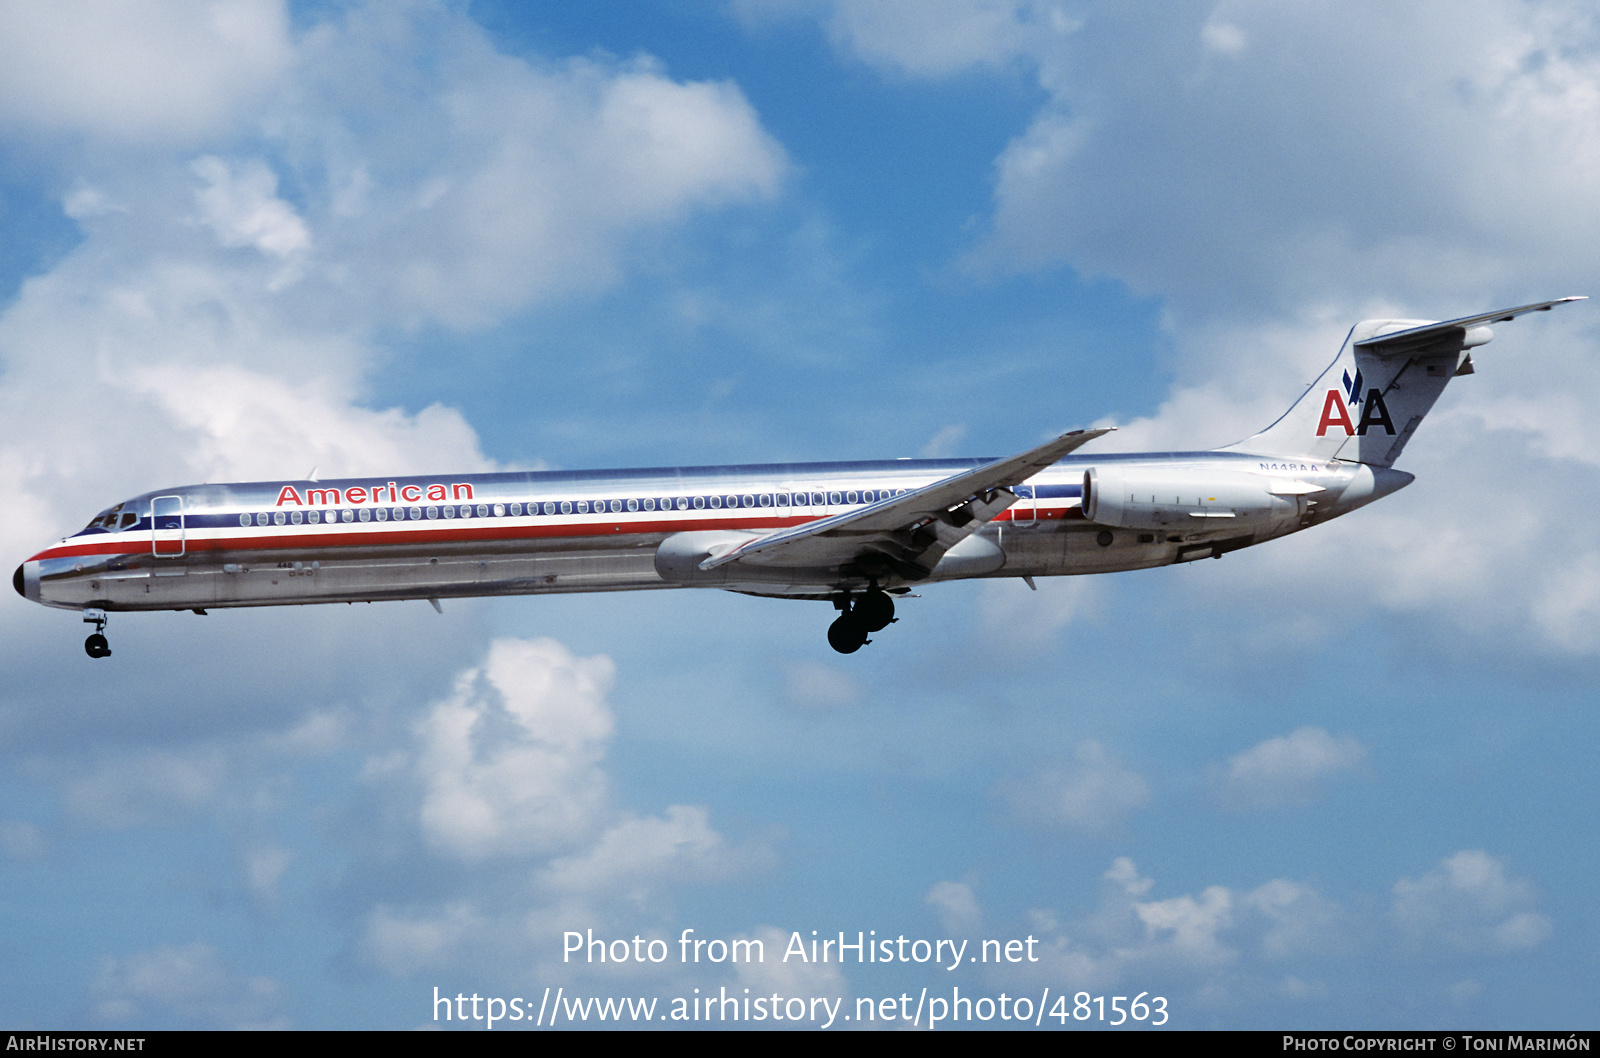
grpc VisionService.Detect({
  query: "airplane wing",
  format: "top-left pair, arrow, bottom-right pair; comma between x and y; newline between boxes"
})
699,427 -> 1114,580
1354,297 -> 1586,355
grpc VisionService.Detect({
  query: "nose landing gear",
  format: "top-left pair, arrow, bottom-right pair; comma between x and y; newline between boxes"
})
83,609 -> 111,659
826,587 -> 897,654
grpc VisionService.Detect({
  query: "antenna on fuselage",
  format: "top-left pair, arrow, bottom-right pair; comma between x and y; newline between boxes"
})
305,465 -> 319,482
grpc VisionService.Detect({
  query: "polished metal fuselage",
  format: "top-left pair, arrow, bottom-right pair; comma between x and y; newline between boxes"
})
17,452 -> 1398,614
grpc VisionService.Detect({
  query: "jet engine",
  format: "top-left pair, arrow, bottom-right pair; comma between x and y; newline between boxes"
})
1081,465 -> 1301,530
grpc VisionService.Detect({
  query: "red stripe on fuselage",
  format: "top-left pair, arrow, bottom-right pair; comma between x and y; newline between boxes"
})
29,503 -> 1087,562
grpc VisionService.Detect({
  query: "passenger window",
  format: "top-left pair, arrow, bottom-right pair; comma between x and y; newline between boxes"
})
576,500 -> 588,514
254,513 -> 266,526
239,514 -> 250,527
828,492 -> 841,505
492,504 -> 504,517
676,497 -> 688,510
758,494 -> 771,507
626,498 -> 638,512
275,511 -> 287,526
308,510 -> 320,524
708,496 -> 720,509
291,511 -> 303,524
693,496 -> 705,510
443,506 -> 456,519
560,500 -> 572,515
846,491 -> 858,504
812,492 -> 825,506
544,502 -> 557,515
478,504 -> 489,517
426,506 -> 438,519
642,498 -> 654,511
742,495 -> 755,508
358,508 -> 371,522
508,503 -> 521,516
777,493 -> 789,507
410,507 -> 422,520
375,508 -> 388,522
459,505 -> 472,519
342,509 -> 354,522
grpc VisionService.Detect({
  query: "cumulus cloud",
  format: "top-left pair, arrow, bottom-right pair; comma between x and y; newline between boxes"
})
975,574 -> 1099,654
540,805 -> 768,900
1391,850 -> 1553,953
87,941 -> 287,1030
0,820 -> 46,859
773,0 -> 1600,661
991,857 -> 1349,996
925,879 -> 982,935
733,926 -> 850,997
190,156 -> 311,259
0,0 -> 292,143
355,637 -> 771,981
0,0 -> 786,599
1213,727 -> 1368,810
414,638 -> 616,861
1002,740 -> 1149,833
782,661 -> 862,709
62,749 -> 230,828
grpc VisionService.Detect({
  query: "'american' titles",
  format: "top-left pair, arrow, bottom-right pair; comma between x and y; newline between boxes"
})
274,482 -> 475,507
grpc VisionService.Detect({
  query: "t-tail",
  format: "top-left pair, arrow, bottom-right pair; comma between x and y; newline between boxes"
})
1223,298 -> 1586,466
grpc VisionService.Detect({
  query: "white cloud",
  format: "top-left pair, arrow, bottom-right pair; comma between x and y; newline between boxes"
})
359,903 -> 483,978
190,157 -> 311,258
353,637 -> 771,982
775,0 -> 1600,660
975,574 -> 1099,654
62,749 -> 229,828
540,805 -> 766,900
1003,740 -> 1149,833
783,661 -> 862,709
732,926 -> 849,997
0,821 -> 46,859
414,638 -> 616,861
1392,850 -> 1553,952
0,0 -> 292,143
0,0 -> 786,591
242,844 -> 294,903
925,880 -> 982,935
1214,727 -> 1368,810
88,941 -> 287,1030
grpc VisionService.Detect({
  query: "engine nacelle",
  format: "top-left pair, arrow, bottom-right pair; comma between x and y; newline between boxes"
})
654,531 -> 762,586
1081,465 -> 1298,530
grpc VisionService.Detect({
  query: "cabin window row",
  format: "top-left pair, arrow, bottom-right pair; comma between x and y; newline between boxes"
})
237,489 -> 911,528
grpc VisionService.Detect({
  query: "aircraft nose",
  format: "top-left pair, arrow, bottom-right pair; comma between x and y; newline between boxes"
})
11,565 -> 22,599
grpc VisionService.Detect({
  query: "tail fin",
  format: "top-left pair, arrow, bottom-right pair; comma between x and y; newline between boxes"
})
1223,298 -> 1585,466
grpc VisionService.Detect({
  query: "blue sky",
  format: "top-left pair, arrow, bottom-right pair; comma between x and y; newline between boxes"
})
1,0 -> 1598,1030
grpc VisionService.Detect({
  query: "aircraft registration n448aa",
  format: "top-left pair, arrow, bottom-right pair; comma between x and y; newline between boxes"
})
15,298 -> 1584,658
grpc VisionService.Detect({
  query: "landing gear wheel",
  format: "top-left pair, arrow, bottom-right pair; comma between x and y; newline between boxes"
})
854,591 -> 895,632
827,615 -> 870,654
84,633 -> 111,659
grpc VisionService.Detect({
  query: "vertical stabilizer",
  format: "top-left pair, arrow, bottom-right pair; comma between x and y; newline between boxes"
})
1222,298 -> 1583,466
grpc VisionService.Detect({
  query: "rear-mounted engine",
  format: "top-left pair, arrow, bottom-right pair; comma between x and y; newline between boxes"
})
1081,465 -> 1299,530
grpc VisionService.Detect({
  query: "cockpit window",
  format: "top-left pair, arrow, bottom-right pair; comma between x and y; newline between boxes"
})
119,512 -> 138,529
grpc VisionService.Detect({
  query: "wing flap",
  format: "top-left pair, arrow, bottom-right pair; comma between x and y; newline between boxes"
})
699,427 -> 1113,578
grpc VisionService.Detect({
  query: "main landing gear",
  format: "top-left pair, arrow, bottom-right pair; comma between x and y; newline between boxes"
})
83,608 -> 111,659
827,587 -> 896,654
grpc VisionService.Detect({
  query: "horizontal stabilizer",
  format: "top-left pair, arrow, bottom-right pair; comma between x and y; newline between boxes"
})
1355,297 -> 1586,356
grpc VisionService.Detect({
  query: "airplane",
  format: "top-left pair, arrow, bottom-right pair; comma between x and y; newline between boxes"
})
14,298 -> 1584,658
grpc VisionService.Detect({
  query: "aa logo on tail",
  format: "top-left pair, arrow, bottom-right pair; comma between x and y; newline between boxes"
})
1317,379 -> 1395,437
